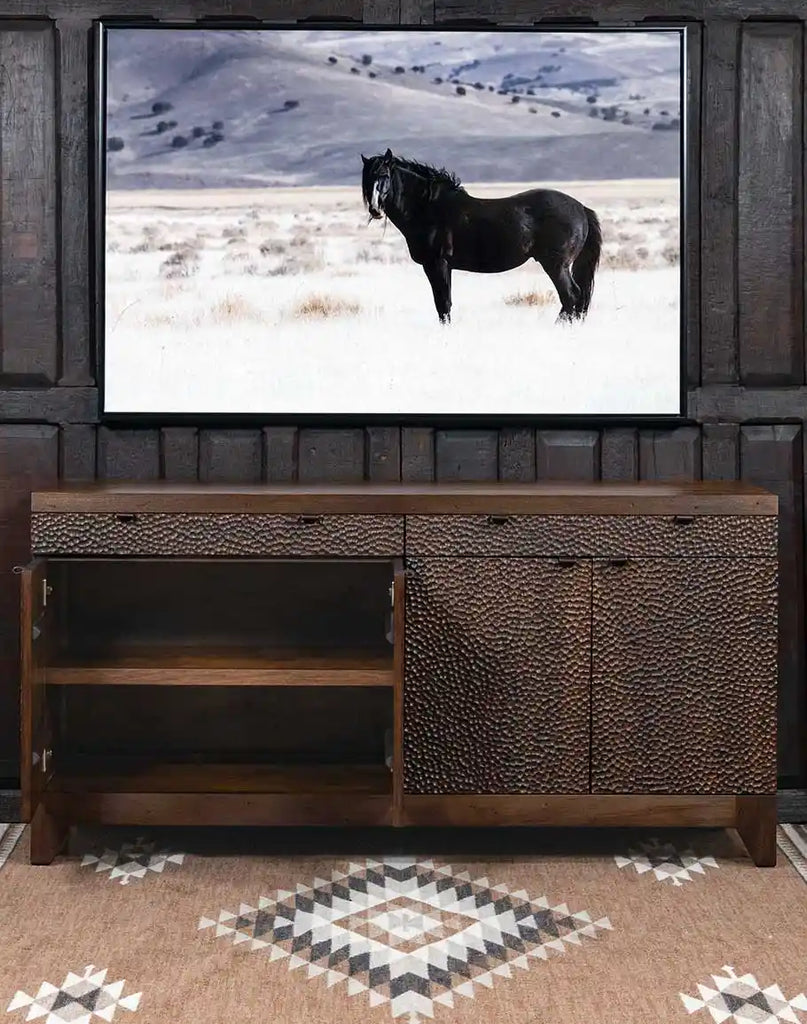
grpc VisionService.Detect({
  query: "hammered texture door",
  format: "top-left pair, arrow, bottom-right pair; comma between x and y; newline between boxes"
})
403,556 -> 591,794
591,557 -> 778,794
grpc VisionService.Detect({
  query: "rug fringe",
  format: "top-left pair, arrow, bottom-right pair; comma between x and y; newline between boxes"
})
777,823 -> 807,883
0,823 -> 25,870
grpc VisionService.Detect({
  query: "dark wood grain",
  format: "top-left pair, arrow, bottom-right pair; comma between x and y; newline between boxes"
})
97,428 -> 159,480
0,387 -> 96,422
498,428 -> 535,482
738,23 -> 803,385
55,18 -> 93,386
298,428 -> 365,482
735,795 -> 777,866
363,0 -> 399,20
161,428 -> 198,481
366,426 -> 401,481
701,20 -> 739,384
199,429 -> 262,483
0,23 -> 58,382
742,424 -> 804,780
601,429 -> 638,482
685,22 -> 702,388
702,423 -> 739,481
640,427 -> 701,481
263,426 -> 297,482
536,431 -> 599,481
401,428 -> 434,481
60,424 -> 96,482
435,0 -> 807,20
435,430 -> 498,480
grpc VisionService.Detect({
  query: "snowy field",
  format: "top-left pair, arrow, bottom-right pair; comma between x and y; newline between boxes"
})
104,179 -> 681,416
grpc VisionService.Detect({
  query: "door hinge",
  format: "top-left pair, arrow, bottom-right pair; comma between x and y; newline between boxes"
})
42,578 -> 52,607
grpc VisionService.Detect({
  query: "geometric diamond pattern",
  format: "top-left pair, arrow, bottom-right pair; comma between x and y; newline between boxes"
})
198,856 -> 612,1023
6,964 -> 142,1022
680,965 -> 807,1023
615,837 -> 719,886
80,836 -> 185,886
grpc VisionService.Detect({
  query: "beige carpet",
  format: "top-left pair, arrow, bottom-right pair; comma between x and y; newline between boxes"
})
2,824 -> 807,1024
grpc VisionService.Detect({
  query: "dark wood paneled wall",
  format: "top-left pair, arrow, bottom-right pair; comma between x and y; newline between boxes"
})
1,0 -> 806,786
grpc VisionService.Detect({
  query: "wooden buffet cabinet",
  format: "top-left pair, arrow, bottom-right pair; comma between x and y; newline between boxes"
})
19,481 -> 779,866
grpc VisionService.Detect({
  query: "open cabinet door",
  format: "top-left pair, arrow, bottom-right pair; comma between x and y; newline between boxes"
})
392,558 -> 405,826
20,558 -> 53,823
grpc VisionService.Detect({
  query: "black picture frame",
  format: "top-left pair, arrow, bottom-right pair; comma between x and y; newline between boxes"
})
92,18 -> 690,428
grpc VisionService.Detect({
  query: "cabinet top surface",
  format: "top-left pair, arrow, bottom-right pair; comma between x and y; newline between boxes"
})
30,481 -> 777,515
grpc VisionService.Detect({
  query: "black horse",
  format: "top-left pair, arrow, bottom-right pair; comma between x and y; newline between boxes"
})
361,148 -> 602,325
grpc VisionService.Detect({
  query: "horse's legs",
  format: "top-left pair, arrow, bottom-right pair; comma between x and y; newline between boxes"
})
537,256 -> 581,323
424,259 -> 452,324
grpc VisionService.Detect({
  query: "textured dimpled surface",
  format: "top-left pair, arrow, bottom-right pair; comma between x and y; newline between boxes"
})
403,556 -> 592,795
405,514 -> 778,558
30,512 -> 403,557
591,557 -> 778,794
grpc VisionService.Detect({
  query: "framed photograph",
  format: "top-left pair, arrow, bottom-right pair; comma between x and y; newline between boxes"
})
95,22 -> 686,421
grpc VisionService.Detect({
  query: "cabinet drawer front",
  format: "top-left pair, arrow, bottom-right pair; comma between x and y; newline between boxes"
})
31,512 -> 403,557
405,514 -> 777,558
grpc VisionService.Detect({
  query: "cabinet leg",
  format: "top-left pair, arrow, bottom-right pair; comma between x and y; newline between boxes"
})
735,795 -> 777,867
29,804 -> 69,865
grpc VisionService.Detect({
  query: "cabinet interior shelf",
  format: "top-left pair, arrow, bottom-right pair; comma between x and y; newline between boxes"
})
51,758 -> 391,795
46,644 -> 394,687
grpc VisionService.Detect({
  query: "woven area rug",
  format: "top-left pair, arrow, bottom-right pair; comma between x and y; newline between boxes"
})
2,823 -> 807,1024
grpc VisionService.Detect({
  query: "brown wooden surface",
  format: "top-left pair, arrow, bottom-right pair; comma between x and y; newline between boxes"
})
19,559 -> 51,821
1,3 -> 807,791
46,645 -> 394,687
30,480 -> 778,516
400,794 -> 738,827
392,558 -> 405,825
735,795 -> 778,866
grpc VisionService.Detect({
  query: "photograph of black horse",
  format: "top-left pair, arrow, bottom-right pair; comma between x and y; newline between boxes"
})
361,148 -> 602,325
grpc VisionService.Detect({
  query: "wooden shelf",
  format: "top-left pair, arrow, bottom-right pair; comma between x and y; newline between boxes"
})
52,758 -> 391,794
46,645 -> 394,687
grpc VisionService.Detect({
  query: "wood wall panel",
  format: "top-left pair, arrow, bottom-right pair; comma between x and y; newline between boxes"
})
498,428 -> 536,482
741,425 -> 805,780
366,426 -> 401,481
298,429 -> 365,482
0,24 -> 57,382
738,23 -> 804,385
401,428 -> 434,482
600,429 -> 638,482
536,431 -> 599,481
199,430 -> 262,483
435,430 -> 498,480
701,422 -> 739,481
639,427 -> 701,481
161,427 -> 198,481
61,423 -> 96,481
263,426 -> 297,482
0,426 -> 58,777
685,23 -> 702,388
97,427 -> 159,480
55,19 -> 93,386
701,20 -> 739,385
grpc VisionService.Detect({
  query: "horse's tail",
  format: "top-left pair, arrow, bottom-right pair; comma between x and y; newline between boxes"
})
573,206 -> 602,318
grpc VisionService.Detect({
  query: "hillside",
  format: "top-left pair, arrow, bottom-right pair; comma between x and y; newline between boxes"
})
105,28 -> 682,188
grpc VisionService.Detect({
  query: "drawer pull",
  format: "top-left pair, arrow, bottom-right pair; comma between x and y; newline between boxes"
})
297,514 -> 323,526
116,513 -> 137,523
608,556 -> 629,567
486,515 -> 511,526
674,515 -> 695,525
555,557 -> 578,567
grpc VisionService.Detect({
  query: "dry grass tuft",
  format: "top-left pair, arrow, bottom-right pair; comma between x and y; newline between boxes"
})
159,247 -> 199,279
209,294 -> 264,321
291,294 -> 360,319
504,290 -> 555,308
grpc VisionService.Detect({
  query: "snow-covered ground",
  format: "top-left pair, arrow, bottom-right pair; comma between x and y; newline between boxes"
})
105,28 -> 682,189
104,180 -> 681,416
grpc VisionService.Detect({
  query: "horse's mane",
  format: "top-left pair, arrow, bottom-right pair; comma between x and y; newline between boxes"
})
393,155 -> 463,192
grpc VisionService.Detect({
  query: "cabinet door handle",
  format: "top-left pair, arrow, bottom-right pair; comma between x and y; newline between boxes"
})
555,556 -> 578,567
116,513 -> 137,523
607,556 -> 629,567
486,514 -> 510,526
673,515 -> 695,525
297,514 -> 323,526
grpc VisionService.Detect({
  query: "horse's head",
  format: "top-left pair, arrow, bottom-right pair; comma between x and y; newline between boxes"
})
361,148 -> 395,219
